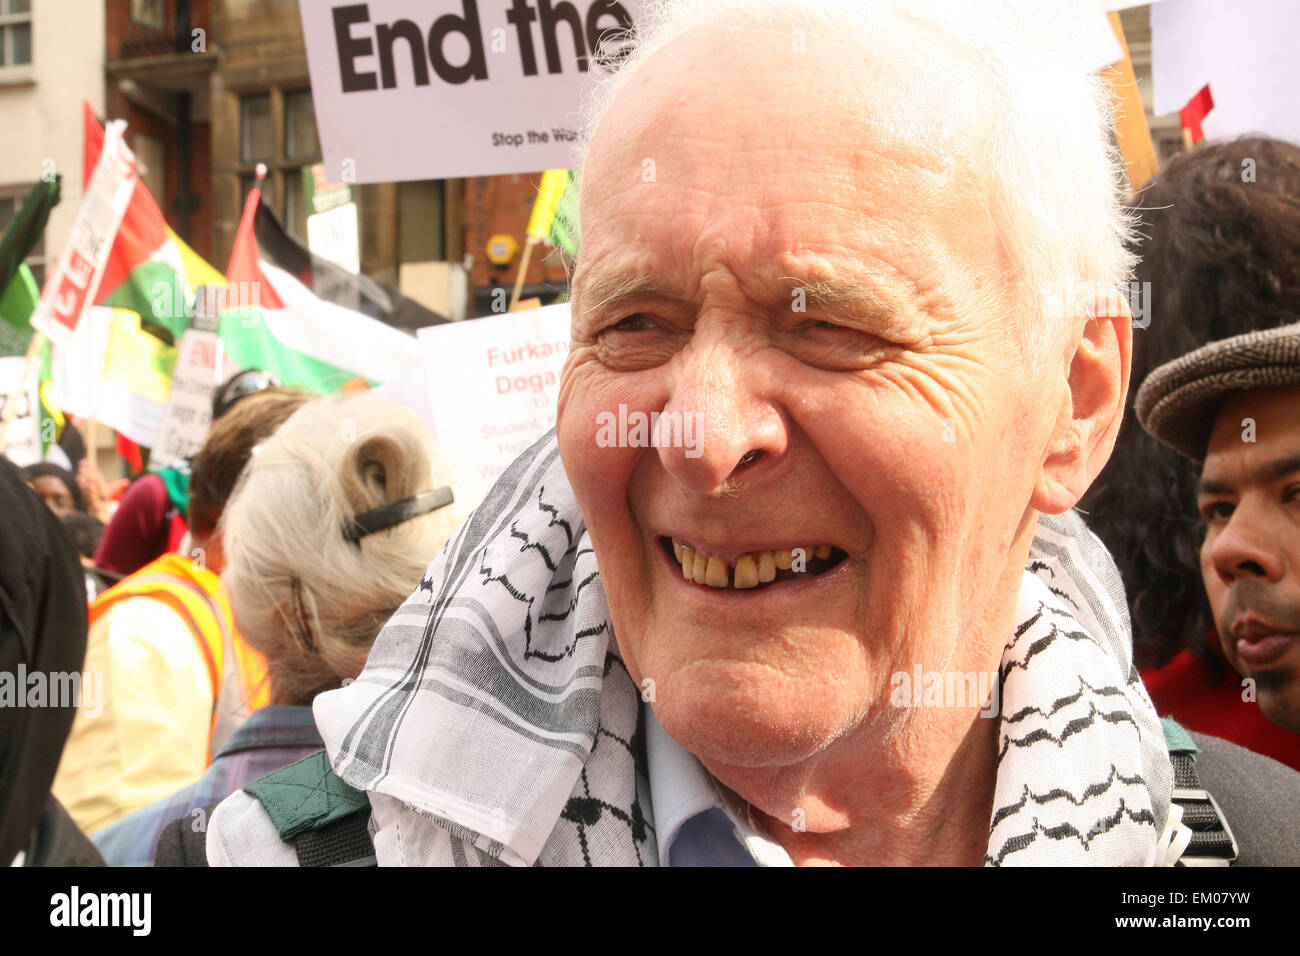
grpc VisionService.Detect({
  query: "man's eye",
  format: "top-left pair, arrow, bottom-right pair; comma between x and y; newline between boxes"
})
1202,501 -> 1234,522
610,313 -> 657,332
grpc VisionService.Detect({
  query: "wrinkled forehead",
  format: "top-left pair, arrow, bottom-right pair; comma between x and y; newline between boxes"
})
574,16 -> 1005,305
580,15 -> 1000,214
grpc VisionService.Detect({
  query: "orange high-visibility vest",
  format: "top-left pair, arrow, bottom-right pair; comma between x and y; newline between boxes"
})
88,553 -> 270,758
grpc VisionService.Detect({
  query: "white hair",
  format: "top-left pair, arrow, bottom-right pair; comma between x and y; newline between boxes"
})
220,393 -> 459,705
570,0 -> 1137,360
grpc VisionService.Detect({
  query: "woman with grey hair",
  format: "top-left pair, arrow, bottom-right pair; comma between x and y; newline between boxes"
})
94,393 -> 459,866
219,392 -> 459,707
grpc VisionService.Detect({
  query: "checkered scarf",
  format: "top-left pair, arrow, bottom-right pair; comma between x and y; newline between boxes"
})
312,430 -> 1173,866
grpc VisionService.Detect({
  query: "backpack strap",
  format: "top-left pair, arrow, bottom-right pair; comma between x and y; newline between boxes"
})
1161,717 -> 1239,866
155,800 -> 220,867
243,750 -> 376,867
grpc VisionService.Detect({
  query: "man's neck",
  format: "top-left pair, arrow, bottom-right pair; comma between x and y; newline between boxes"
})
706,703 -> 1001,866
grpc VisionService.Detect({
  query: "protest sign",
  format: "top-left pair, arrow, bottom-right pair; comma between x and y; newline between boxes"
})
151,327 -> 237,468
30,121 -> 136,344
0,356 -> 43,466
398,301 -> 569,515
1152,0 -> 1300,145
50,306 -> 177,448
298,0 -> 642,182
304,164 -> 360,274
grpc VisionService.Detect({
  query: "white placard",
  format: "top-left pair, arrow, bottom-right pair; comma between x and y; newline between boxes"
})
306,201 -> 361,274
0,356 -> 43,466
1152,0 -> 1300,143
30,121 -> 136,344
400,302 -> 570,515
150,329 -> 237,468
50,306 -> 114,421
298,0 -> 642,183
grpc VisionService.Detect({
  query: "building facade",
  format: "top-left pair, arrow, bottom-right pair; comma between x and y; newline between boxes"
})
0,0 -> 106,286
101,0 -> 571,320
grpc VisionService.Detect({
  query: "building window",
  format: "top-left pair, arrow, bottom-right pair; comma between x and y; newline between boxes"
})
130,0 -> 165,30
236,89 -> 325,243
240,93 -> 272,164
284,90 -> 320,163
0,0 -> 32,69
0,185 -> 46,289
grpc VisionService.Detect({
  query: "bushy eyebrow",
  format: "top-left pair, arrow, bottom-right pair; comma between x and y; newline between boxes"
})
573,271 -> 901,321
1199,451 -> 1300,496
783,276 -> 900,318
572,274 -> 673,317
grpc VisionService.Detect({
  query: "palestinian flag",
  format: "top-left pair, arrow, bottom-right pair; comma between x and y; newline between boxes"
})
251,193 -> 448,334
83,102 -> 223,344
220,178 -> 427,392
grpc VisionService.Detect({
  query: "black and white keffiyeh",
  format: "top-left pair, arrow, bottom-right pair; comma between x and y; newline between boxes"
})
313,430 -> 1176,866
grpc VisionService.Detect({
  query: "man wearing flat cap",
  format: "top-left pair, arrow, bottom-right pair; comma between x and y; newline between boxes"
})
1138,323 -> 1300,738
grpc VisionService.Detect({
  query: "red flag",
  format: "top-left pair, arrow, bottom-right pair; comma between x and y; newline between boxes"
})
116,431 -> 144,474
226,169 -> 283,310
83,102 -> 167,309
1179,84 -> 1214,145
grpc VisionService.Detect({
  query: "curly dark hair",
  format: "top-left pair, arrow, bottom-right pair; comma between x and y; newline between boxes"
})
1080,136 -> 1300,674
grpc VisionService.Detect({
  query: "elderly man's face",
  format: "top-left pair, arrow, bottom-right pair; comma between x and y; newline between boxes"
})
558,25 -> 1072,768
1199,385 -> 1300,733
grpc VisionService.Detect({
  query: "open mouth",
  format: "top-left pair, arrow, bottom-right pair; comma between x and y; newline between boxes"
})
660,536 -> 847,591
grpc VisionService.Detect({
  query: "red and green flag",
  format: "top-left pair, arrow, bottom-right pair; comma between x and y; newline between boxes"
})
83,102 -> 223,344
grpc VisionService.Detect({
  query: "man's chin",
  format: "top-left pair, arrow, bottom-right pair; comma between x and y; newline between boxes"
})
1255,670 -> 1300,735
651,662 -> 855,768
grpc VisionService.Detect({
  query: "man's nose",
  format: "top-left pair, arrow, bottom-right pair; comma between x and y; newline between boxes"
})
1208,503 -> 1286,587
656,341 -> 787,494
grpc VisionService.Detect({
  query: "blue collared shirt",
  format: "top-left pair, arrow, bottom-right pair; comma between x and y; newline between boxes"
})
644,706 -> 794,867
92,705 -> 323,866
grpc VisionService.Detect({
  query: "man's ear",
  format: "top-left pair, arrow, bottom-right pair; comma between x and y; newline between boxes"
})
1030,293 -> 1132,514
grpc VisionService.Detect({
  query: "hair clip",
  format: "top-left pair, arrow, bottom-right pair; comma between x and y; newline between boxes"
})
343,486 -> 455,545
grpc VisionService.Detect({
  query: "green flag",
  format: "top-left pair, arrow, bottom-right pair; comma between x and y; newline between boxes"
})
0,262 -> 39,356
0,176 -> 60,297
0,263 -> 60,454
548,171 -> 580,259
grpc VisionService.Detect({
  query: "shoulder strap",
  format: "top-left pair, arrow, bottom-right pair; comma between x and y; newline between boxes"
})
154,800 -> 219,867
1161,717 -> 1239,866
243,750 -> 375,866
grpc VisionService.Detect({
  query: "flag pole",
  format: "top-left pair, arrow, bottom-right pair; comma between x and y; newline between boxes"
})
509,236 -> 538,312
1106,11 -> 1159,195
509,170 -> 569,313
85,324 -> 98,470
0,328 -> 43,450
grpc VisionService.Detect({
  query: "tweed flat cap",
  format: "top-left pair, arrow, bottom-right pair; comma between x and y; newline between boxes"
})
1136,322 -> 1300,461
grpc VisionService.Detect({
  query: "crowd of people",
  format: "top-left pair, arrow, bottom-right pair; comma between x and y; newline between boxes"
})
2,0 -> 1299,867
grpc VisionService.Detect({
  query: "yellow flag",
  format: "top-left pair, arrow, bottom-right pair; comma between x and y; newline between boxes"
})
526,170 -> 571,241
103,308 -> 176,406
